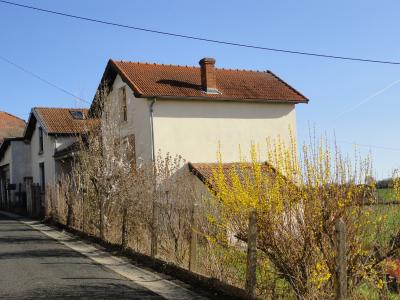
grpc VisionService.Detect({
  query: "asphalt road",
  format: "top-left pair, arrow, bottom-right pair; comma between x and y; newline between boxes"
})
0,213 -> 171,299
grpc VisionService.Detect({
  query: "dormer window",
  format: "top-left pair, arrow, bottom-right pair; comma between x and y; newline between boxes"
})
70,110 -> 85,120
119,86 -> 127,122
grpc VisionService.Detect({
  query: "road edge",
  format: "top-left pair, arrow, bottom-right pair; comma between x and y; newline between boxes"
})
0,211 -> 208,300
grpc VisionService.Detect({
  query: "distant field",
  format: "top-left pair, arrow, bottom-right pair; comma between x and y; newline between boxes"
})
361,199 -> 400,298
377,188 -> 397,202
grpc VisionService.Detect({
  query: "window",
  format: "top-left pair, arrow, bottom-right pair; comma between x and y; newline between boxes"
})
39,162 -> 45,192
119,86 -> 127,122
70,110 -> 85,120
39,127 -> 44,154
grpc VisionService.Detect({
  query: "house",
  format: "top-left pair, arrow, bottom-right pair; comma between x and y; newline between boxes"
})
0,112 -> 27,209
0,137 -> 31,210
0,107 -> 96,214
90,57 -> 308,165
23,107 -> 93,189
0,111 -> 25,144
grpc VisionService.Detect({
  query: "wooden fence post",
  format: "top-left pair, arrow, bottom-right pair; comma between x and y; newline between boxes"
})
335,218 -> 347,300
246,210 -> 257,299
188,200 -> 197,272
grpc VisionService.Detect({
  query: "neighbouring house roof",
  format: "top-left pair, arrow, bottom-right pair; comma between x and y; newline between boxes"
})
24,107 -> 99,140
90,59 -> 308,114
0,112 -> 26,144
188,162 -> 280,191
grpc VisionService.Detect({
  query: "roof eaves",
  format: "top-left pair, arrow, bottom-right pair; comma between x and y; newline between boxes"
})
23,111 -> 37,141
32,108 -> 50,134
187,162 -> 218,194
0,111 -> 26,124
110,59 -> 144,96
141,94 -> 308,104
266,70 -> 309,103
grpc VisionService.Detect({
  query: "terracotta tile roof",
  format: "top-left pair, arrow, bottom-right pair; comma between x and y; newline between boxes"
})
189,162 -> 279,190
0,112 -> 25,144
31,108 -> 98,135
107,59 -> 308,103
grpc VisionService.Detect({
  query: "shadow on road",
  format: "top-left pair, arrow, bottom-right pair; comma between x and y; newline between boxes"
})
1,282 -> 165,300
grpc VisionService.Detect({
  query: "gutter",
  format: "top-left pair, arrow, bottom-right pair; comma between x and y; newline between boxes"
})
139,95 -> 308,104
149,98 -> 156,162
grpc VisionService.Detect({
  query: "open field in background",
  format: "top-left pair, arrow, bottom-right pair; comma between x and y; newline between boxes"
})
368,203 -> 400,243
359,199 -> 400,299
377,188 -> 397,202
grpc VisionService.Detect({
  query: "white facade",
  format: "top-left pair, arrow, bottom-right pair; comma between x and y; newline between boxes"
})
106,75 -> 297,164
0,139 -> 31,205
29,121 -> 76,187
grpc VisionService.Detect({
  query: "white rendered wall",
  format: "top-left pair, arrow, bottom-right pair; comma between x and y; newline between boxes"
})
152,99 -> 296,163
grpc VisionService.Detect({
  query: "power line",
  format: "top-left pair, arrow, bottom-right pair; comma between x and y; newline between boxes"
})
1,0 -> 400,65
0,55 -> 89,104
339,141 -> 400,152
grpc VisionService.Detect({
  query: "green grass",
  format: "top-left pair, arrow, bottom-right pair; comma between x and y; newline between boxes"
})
357,282 -> 400,299
359,204 -> 400,298
362,203 -> 400,246
377,188 -> 397,202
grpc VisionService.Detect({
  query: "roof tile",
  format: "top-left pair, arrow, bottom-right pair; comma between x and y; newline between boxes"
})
110,60 -> 308,103
34,108 -> 98,135
0,112 -> 25,144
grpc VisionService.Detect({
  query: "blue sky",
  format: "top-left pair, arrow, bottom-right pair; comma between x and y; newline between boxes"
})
1,0 -> 400,178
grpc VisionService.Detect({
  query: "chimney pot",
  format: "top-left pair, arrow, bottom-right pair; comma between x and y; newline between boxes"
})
199,57 -> 218,93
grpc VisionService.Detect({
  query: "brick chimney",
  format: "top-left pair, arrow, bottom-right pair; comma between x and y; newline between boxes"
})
199,58 -> 218,93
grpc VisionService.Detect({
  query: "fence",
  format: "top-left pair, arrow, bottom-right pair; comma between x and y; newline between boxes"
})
0,181 -> 27,212
44,178 -> 352,300
24,177 -> 44,218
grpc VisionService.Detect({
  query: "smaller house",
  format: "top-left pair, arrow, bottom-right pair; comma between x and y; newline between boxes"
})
0,107 -> 96,215
0,137 -> 31,210
24,107 -> 93,189
0,112 -> 27,209
0,111 -> 25,144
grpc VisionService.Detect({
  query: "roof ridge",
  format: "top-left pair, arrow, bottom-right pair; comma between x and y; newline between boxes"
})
114,59 -> 199,69
0,111 -> 26,123
33,106 -> 88,110
113,59 -> 268,73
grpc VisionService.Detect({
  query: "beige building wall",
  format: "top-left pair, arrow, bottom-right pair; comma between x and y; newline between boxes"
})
152,99 -> 296,163
107,75 -> 297,165
105,75 -> 153,164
